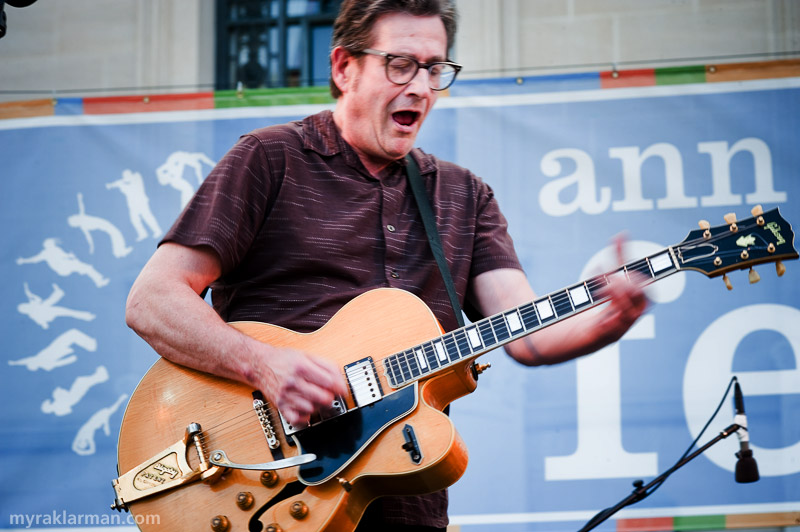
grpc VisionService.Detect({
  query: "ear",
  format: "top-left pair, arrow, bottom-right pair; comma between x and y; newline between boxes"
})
330,46 -> 355,94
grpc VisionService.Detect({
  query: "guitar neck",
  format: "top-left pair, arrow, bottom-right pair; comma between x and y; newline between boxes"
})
383,247 -> 679,388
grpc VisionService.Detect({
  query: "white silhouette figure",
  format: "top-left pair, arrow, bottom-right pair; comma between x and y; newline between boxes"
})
68,193 -> 132,258
17,238 -> 109,287
71,393 -> 128,456
41,365 -> 109,416
106,169 -> 162,241
17,283 -> 96,329
8,328 -> 97,371
156,151 -> 216,208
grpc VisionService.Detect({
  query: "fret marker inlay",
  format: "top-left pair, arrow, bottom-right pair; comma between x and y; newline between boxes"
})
536,300 -> 554,319
650,252 -> 673,273
434,341 -> 447,362
467,328 -> 482,348
569,285 -> 590,306
415,348 -> 428,370
505,311 -> 523,332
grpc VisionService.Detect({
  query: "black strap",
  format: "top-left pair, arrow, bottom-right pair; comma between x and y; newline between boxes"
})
405,154 -> 465,327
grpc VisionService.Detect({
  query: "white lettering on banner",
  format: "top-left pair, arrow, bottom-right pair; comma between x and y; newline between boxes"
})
611,143 -> 697,211
538,138 -> 787,216
544,241 -> 686,480
683,304 -> 800,476
539,148 -> 611,216
698,138 -> 787,206
545,316 -> 659,480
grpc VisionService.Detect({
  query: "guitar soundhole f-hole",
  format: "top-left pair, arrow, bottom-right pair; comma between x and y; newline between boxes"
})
248,481 -> 306,532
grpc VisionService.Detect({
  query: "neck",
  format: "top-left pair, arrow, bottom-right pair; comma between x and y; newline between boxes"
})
331,106 -> 401,178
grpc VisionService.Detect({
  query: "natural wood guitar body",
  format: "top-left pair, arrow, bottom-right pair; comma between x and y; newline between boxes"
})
116,288 -> 474,531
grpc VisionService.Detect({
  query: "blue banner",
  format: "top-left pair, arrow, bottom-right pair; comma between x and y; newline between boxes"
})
1,77 -> 798,530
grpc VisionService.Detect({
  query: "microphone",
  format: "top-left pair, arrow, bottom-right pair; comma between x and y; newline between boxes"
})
733,378 -> 759,483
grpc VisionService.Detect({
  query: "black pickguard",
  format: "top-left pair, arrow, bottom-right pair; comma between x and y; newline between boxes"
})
295,384 -> 418,484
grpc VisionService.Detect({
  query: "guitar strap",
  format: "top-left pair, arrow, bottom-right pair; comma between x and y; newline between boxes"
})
405,153 -> 466,328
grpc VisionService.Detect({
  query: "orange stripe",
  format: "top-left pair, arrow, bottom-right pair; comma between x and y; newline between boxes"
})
0,98 -> 55,120
726,511 -> 800,528
706,59 -> 800,83
82,92 -> 215,115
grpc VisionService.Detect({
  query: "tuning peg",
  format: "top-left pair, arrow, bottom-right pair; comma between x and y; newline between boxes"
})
748,268 -> 760,284
723,274 -> 733,290
751,204 -> 766,226
776,261 -> 786,277
699,219 -> 711,239
724,213 -> 738,232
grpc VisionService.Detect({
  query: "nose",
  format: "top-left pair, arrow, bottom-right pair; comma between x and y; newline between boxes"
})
404,67 -> 433,96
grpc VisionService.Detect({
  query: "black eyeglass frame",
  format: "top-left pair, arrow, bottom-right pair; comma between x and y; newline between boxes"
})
360,48 -> 462,91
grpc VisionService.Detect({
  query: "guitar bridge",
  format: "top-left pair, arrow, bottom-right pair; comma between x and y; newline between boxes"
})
110,423 -> 223,512
252,391 -> 279,449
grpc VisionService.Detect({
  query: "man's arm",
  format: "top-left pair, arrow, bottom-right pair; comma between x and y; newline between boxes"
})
125,242 -> 347,425
468,246 -> 647,366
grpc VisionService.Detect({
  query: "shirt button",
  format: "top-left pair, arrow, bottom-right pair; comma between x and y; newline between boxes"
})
387,224 -> 396,232
390,270 -> 400,279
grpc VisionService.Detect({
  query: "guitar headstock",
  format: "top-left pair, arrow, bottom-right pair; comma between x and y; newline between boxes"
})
674,205 -> 798,289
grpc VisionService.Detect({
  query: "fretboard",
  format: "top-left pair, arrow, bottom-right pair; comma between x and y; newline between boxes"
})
383,247 -> 679,388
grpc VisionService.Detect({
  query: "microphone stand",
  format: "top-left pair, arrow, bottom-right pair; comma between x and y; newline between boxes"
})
577,423 -> 742,532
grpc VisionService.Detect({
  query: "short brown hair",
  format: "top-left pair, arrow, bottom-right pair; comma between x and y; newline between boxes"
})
329,0 -> 458,98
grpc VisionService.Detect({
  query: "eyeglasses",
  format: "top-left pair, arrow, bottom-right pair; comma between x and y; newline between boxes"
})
361,48 -> 462,91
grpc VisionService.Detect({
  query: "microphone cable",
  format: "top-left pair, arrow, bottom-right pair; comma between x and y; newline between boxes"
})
579,376 -> 738,531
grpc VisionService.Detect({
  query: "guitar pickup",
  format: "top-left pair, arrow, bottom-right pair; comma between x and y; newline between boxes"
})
344,357 -> 383,407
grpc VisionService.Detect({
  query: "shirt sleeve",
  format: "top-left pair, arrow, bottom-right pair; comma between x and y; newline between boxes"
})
468,176 -> 524,279
160,134 -> 278,275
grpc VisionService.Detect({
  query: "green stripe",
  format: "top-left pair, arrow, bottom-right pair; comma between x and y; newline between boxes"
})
655,65 -> 707,86
673,514 -> 726,530
214,86 -> 335,108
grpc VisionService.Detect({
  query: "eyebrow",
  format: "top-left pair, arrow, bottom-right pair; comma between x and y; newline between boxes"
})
390,50 -> 448,63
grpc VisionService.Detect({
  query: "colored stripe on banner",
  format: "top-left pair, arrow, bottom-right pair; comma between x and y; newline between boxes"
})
706,59 -> 800,83
655,65 -> 707,86
1,59 -> 798,119
616,516 -> 675,531
726,511 -> 800,528
600,68 -> 656,89
214,86 -> 335,108
616,511 -> 800,531
0,98 -> 55,120
82,92 -> 215,114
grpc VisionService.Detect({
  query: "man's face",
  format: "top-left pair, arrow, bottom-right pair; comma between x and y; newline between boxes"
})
333,12 -> 448,174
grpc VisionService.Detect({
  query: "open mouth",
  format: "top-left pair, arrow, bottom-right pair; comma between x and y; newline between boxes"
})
392,110 -> 420,127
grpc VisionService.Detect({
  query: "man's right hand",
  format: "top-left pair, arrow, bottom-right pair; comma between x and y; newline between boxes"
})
255,346 -> 348,426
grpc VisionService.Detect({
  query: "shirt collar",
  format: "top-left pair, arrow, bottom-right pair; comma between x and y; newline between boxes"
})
302,110 -> 436,177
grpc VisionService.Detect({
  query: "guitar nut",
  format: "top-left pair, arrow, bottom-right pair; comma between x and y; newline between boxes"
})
265,524 -> 283,532
741,250 -> 749,260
